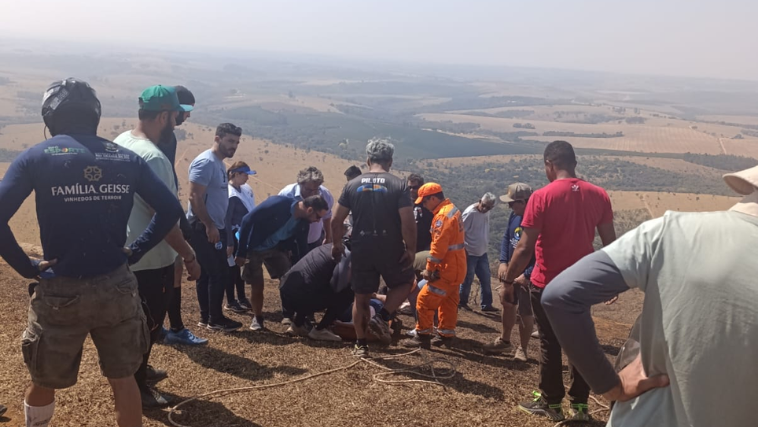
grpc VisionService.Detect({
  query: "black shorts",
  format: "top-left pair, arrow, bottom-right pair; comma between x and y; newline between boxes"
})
351,241 -> 415,295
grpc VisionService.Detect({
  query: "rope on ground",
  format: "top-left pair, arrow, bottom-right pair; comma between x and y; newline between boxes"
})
167,348 -> 456,427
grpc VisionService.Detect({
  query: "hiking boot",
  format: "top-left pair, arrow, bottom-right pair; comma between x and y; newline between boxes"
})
570,403 -> 590,421
286,323 -> 310,337
146,365 -> 167,383
281,317 -> 293,326
483,337 -> 514,355
481,305 -> 499,313
238,299 -> 253,311
458,303 -> 471,311
531,330 -> 539,339
400,334 -> 432,349
518,392 -> 564,421
431,334 -> 454,348
353,344 -> 369,358
368,314 -> 392,345
513,347 -> 528,362
208,317 -> 243,332
140,386 -> 170,409
164,328 -> 208,346
0,404 -> 7,417
308,327 -> 342,342
250,316 -> 265,331
224,301 -> 247,314
389,318 -> 403,338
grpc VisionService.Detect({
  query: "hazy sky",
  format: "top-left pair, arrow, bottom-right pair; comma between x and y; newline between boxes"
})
2,0 -> 756,80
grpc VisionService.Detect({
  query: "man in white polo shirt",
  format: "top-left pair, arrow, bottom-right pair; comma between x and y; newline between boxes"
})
458,192 -> 497,311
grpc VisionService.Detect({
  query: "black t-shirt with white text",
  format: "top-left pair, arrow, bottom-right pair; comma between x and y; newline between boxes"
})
338,172 -> 411,248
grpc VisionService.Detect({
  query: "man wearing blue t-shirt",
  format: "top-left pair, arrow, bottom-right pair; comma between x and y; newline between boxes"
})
485,183 -> 535,362
187,123 -> 243,332
0,78 -> 183,427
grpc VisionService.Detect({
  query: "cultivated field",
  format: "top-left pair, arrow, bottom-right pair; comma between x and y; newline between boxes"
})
607,190 -> 738,218
419,113 -> 730,155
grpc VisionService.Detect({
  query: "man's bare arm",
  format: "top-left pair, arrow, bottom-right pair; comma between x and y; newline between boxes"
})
188,182 -> 213,228
330,204 -> 349,244
399,206 -> 417,255
597,222 -> 617,247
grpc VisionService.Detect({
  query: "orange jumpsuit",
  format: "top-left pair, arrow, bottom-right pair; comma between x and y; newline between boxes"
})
415,199 -> 467,338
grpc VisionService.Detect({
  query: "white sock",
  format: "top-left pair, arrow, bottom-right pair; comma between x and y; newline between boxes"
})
24,400 -> 54,427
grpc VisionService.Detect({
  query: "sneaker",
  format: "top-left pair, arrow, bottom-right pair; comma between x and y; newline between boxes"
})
0,404 -> 7,417
481,305 -> 499,313
146,365 -> 168,383
281,317 -> 293,326
400,333 -> 432,349
197,320 -> 208,328
518,392 -> 564,421
224,301 -> 247,314
483,337 -> 514,355
513,347 -> 528,362
458,304 -> 471,311
368,314 -> 392,345
140,386 -> 170,409
164,328 -> 209,346
405,329 -> 418,338
531,330 -> 539,339
286,323 -> 310,337
431,334 -> 453,348
570,403 -> 590,421
156,326 -> 168,343
352,344 -> 369,358
308,327 -> 342,342
238,299 -> 253,311
250,316 -> 265,331
397,301 -> 414,315
207,317 -> 243,332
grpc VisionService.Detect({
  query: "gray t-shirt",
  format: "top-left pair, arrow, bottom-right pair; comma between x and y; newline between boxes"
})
545,210 -> 758,427
187,149 -> 228,230
461,203 -> 489,257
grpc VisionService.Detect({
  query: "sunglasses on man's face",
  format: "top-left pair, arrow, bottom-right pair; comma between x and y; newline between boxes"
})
508,200 -> 525,207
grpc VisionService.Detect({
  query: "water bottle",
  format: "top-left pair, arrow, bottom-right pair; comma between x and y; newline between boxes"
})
215,241 -> 223,250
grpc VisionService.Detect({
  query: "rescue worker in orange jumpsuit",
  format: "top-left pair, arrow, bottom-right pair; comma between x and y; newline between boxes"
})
401,183 -> 466,348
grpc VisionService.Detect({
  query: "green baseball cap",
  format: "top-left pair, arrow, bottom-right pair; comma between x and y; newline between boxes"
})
138,85 -> 193,112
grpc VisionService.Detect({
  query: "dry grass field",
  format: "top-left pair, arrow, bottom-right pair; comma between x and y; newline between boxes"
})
419,112 -> 729,155
607,190 -> 738,218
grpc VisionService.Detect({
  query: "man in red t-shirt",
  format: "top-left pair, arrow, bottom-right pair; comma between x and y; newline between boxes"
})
500,140 -> 616,422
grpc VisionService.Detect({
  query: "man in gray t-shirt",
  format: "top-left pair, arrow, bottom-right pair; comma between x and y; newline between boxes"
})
541,165 -> 758,426
187,123 -> 243,332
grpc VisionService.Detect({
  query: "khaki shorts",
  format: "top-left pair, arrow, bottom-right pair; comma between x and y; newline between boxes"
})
21,263 -> 149,389
242,249 -> 292,284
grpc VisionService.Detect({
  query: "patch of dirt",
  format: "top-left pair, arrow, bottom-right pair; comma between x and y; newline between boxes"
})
0,258 -> 642,427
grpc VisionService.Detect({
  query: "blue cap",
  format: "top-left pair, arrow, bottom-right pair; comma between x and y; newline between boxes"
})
231,165 -> 256,175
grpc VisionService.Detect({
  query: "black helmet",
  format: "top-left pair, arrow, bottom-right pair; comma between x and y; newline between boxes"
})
41,78 -> 101,134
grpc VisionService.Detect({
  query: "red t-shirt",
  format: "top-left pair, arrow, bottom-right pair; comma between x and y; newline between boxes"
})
521,178 -> 613,288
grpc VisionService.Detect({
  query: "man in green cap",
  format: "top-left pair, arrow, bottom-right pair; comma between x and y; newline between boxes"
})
113,85 -> 201,408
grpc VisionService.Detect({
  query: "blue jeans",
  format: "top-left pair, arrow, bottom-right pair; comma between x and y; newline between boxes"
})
458,253 -> 493,309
